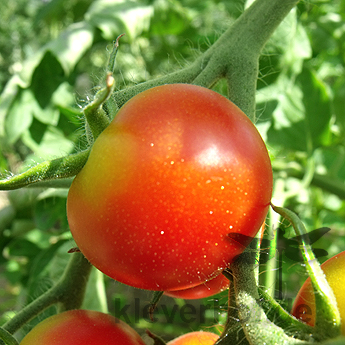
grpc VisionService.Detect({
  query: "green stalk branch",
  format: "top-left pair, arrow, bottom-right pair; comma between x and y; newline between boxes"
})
111,0 -> 300,122
258,288 -> 315,339
0,149 -> 90,191
111,63 -> 204,110
2,253 -> 92,335
83,74 -> 113,142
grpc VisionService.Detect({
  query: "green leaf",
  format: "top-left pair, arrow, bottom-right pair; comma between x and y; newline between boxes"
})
150,0 -> 190,36
26,239 -> 69,299
314,147 -> 345,181
30,51 -> 65,109
333,75 -> 345,131
34,189 -> 69,232
85,0 -> 154,41
5,239 -> 41,261
7,188 -> 42,211
49,241 -> 76,283
0,76 -> 28,138
297,66 -> 332,148
0,22 -> 93,139
265,77 -> 308,151
4,89 -> 34,145
4,87 -> 62,146
259,66 -> 332,152
45,21 -> 94,75
22,125 -> 75,158
281,21 -> 312,75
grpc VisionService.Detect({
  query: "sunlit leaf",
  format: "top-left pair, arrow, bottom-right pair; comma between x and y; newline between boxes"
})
86,0 -> 154,41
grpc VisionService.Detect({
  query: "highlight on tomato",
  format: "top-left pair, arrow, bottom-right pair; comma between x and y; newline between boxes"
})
19,309 -> 145,345
165,273 -> 229,299
291,250 -> 345,334
167,331 -> 219,345
67,83 -> 273,291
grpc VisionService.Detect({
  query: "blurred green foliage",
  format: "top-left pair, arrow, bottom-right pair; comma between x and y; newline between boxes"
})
0,0 -> 344,341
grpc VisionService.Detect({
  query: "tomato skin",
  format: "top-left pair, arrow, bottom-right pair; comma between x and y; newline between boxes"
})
19,310 -> 145,345
291,251 -> 345,334
67,84 -> 273,291
165,273 -> 229,299
167,331 -> 219,345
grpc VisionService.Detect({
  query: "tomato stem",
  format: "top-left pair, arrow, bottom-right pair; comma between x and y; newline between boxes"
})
107,34 -> 125,74
83,74 -> 113,142
257,288 -> 315,338
148,291 -> 164,321
231,250 -> 307,344
145,330 -> 166,345
270,204 -> 342,340
110,0 -> 300,122
0,149 -> 90,190
217,271 -> 249,345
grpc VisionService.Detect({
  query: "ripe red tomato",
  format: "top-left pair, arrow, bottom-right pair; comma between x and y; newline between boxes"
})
67,84 -> 273,291
291,251 -> 345,334
19,309 -> 145,345
165,273 -> 229,299
167,331 -> 219,345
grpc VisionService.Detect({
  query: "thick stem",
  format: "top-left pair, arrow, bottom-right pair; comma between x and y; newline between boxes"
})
110,0 -> 300,123
224,0 -> 300,120
0,149 -> 90,190
231,251 -> 307,345
216,271 -> 249,345
111,63 -> 203,109
258,288 -> 315,340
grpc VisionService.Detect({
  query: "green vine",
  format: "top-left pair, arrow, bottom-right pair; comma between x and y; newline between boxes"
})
0,150 -> 90,190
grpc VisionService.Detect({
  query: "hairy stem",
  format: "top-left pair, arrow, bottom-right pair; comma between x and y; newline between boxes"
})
216,271 -> 249,345
0,150 -> 90,190
111,0 -> 300,122
231,251 -> 307,345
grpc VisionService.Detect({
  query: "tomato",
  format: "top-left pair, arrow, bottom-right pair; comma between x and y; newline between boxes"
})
165,273 -> 229,299
291,251 -> 345,334
67,83 -> 273,291
19,309 -> 145,345
167,331 -> 219,345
